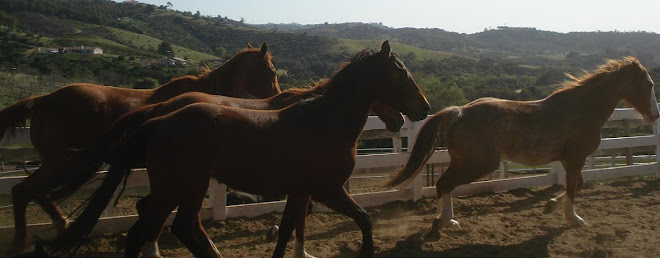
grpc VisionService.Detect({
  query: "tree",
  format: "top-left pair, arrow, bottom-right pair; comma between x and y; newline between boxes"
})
193,11 -> 200,19
157,41 -> 174,56
166,2 -> 173,9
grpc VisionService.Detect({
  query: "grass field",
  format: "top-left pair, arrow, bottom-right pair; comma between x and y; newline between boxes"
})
108,27 -> 219,63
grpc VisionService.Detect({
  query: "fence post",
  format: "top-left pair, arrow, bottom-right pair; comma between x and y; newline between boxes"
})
406,119 -> 423,201
392,137 -> 403,153
624,120 -> 633,165
500,161 -> 508,179
209,179 -> 227,220
551,161 -> 565,186
655,118 -> 660,179
587,154 -> 596,169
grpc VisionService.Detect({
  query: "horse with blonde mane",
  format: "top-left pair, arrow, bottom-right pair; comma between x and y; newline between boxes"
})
0,43 -> 280,255
385,57 -> 658,230
40,41 -> 429,258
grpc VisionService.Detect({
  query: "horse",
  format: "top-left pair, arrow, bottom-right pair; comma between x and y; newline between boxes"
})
39,77 -> 406,207
40,41 -> 430,258
0,43 -> 280,255
385,57 -> 658,230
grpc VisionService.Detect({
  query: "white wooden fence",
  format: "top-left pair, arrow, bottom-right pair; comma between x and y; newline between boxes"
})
0,107 -> 659,245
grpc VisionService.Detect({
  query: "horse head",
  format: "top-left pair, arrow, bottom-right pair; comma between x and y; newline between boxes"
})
620,57 -> 659,124
372,41 -> 430,121
210,42 -> 281,98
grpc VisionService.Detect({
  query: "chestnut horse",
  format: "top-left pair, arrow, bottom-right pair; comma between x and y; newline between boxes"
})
0,43 -> 280,254
385,57 -> 658,230
41,41 -> 430,257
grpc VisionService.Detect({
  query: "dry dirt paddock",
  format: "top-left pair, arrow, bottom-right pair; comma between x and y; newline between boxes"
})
57,176 -> 660,258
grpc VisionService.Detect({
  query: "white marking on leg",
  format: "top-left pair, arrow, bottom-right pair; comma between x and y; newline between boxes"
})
563,197 -> 586,226
436,193 -> 460,228
294,238 -> 316,258
141,241 -> 162,258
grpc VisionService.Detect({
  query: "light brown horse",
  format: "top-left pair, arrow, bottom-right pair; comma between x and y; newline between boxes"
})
385,57 -> 658,230
41,41 -> 430,258
0,43 -> 280,254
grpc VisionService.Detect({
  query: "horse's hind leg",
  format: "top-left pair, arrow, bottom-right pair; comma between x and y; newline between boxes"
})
8,167 -> 67,255
125,192 -> 178,258
562,158 -> 587,226
273,194 -> 312,258
170,179 -> 222,258
9,181 -> 31,255
434,158 -> 500,230
313,187 -> 373,258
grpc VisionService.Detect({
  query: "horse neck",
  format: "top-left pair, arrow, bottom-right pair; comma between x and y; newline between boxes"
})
270,85 -> 325,109
547,75 -> 626,126
198,66 -> 244,97
148,77 -> 204,103
304,78 -> 375,143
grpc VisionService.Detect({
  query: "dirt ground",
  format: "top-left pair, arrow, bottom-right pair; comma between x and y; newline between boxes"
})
35,176 -> 656,258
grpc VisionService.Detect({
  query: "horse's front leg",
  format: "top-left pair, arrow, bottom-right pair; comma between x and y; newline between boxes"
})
561,158 -> 588,226
313,187 -> 373,258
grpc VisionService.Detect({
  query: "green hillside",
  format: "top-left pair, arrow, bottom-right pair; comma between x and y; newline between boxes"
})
1,0 -> 659,113
336,39 -> 456,61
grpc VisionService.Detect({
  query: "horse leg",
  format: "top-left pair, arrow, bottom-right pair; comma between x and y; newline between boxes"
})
33,195 -> 69,233
293,195 -> 313,258
123,195 -> 152,257
126,192 -> 178,258
562,158 -> 587,226
544,192 -> 566,214
170,179 -> 222,257
272,194 -> 311,258
125,218 -> 146,258
8,166 -> 65,255
433,159 -> 500,230
8,182 -> 30,255
313,187 -> 373,258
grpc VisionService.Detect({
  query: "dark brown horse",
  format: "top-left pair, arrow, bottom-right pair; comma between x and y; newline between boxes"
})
0,43 -> 280,255
41,41 -> 430,258
385,57 -> 658,230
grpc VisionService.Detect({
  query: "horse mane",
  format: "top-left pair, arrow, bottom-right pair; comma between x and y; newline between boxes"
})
284,49 -> 386,115
276,49 -> 385,101
555,56 -> 645,93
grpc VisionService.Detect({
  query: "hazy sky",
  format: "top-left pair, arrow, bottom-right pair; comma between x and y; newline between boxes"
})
133,0 -> 660,34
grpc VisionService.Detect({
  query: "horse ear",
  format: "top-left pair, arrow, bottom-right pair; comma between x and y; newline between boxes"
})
247,43 -> 253,49
380,40 -> 391,55
260,42 -> 268,55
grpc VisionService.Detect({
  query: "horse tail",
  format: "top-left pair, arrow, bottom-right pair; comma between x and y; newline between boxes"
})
40,120 -> 153,256
0,95 -> 40,142
47,104 -> 159,201
383,107 -> 462,188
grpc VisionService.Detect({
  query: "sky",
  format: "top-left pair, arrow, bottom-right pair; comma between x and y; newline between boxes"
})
132,0 -> 660,34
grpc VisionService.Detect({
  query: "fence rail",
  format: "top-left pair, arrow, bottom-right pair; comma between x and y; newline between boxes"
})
0,107 -> 659,245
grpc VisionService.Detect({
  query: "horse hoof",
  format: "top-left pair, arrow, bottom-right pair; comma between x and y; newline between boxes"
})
544,200 -> 557,214
432,218 -> 460,230
266,225 -> 278,242
300,251 -> 317,258
447,219 -> 461,229
570,218 -> 587,227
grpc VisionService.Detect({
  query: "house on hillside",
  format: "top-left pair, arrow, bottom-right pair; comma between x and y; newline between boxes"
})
59,46 -> 104,55
168,57 -> 188,66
